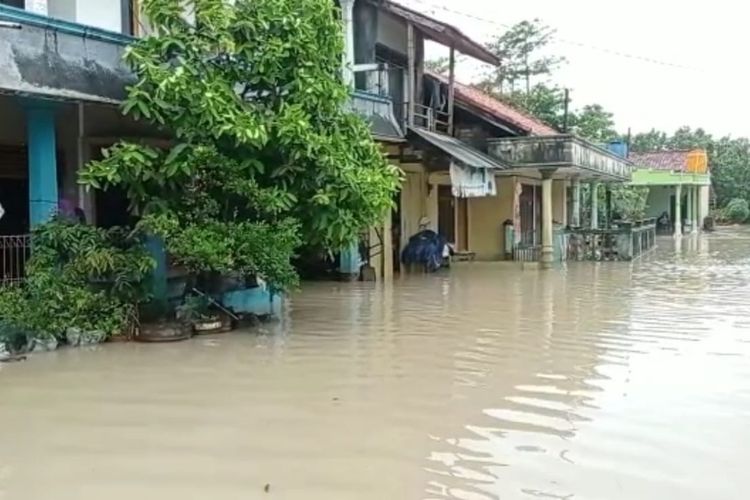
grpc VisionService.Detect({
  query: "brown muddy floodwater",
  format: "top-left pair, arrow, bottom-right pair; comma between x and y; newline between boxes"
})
2,230 -> 750,500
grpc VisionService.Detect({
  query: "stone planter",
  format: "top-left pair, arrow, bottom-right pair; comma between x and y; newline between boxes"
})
32,336 -> 59,352
135,321 -> 192,343
66,328 -> 107,347
0,343 -> 10,362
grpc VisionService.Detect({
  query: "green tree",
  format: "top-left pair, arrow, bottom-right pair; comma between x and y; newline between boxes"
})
79,0 -> 400,290
480,19 -> 565,95
571,104 -> 617,142
425,57 -> 450,75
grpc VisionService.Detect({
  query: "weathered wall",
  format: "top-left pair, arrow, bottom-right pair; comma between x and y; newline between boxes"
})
699,185 -> 710,223
48,0 -> 76,22
552,179 -> 567,225
399,166 -> 425,251
466,176 -> 513,260
645,186 -> 673,218
376,11 -> 406,54
0,17 -> 133,103
75,0 -> 121,32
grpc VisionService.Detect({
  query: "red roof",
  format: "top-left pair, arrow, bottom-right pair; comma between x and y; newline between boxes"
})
427,72 -> 559,136
628,150 -> 691,171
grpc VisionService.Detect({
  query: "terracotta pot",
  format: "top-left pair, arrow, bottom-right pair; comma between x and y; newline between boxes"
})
135,321 -> 192,343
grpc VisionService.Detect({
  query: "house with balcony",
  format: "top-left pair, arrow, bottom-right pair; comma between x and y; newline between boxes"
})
342,0 -> 634,274
0,0 -> 168,282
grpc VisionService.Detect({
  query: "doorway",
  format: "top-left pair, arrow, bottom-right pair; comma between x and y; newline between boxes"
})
438,185 -> 455,244
519,184 -> 541,246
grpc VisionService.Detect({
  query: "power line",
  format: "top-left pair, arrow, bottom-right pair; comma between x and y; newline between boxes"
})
399,0 -> 701,72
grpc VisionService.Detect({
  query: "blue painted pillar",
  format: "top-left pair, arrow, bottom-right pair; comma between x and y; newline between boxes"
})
145,236 -> 168,309
339,242 -> 360,279
26,105 -> 59,227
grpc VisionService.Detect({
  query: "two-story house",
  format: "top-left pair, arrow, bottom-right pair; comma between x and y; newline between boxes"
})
344,0 -> 633,277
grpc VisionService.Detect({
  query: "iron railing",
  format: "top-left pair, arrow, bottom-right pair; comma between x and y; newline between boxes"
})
513,244 -> 540,262
567,219 -> 657,261
0,234 -> 31,285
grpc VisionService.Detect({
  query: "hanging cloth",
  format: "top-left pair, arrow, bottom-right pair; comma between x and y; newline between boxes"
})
450,162 -> 497,198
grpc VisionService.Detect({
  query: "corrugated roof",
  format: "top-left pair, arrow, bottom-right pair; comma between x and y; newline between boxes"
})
629,150 -> 691,171
376,1 -> 500,66
427,73 -> 559,136
409,127 -> 508,170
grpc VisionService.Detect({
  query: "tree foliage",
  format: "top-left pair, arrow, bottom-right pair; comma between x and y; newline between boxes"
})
480,19 -> 565,95
79,0 -> 400,290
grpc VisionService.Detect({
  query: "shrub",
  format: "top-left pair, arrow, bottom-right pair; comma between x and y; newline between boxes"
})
724,198 -> 749,223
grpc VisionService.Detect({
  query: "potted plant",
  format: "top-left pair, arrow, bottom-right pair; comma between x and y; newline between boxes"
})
177,294 -> 226,335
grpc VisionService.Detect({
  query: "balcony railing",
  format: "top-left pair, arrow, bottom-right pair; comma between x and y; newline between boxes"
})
0,3 -> 133,103
567,219 -> 656,261
488,135 -> 633,181
0,234 -> 31,286
350,64 -> 405,141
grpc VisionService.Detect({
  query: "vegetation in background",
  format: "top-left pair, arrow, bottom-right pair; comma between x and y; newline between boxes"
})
723,198 -> 750,223
79,0 -> 400,291
429,18 -> 750,215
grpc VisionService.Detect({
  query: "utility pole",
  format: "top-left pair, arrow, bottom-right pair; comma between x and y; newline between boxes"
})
562,88 -> 570,133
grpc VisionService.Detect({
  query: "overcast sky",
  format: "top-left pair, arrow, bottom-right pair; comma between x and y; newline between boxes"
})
398,0 -> 750,138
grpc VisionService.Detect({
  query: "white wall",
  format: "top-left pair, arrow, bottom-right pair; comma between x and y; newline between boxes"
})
377,11 -> 406,54
74,0 -> 122,33
48,0 -> 75,21
645,186 -> 673,219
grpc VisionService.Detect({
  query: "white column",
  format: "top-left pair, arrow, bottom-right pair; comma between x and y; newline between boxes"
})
571,178 -> 581,227
340,0 -> 356,88
590,181 -> 599,229
686,186 -> 693,233
541,172 -> 554,268
674,184 -> 682,237
26,0 -> 48,14
694,186 -> 701,232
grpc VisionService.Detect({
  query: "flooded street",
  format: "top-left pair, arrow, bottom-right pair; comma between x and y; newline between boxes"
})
2,229 -> 750,500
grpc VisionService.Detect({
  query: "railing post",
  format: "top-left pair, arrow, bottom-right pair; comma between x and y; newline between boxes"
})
447,45 -> 456,136
407,23 -> 415,128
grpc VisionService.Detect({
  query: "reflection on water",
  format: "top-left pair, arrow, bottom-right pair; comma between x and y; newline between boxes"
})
2,230 -> 750,500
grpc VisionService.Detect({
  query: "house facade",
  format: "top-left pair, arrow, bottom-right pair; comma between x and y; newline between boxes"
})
628,149 -> 710,236
343,0 -> 633,275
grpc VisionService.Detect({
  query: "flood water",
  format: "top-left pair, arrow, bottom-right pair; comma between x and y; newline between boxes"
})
2,229 -> 750,499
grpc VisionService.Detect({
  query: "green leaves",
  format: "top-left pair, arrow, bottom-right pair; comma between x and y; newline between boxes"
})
77,0 -> 399,290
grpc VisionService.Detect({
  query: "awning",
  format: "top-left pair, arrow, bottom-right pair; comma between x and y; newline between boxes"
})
376,1 -> 500,66
409,127 -> 508,171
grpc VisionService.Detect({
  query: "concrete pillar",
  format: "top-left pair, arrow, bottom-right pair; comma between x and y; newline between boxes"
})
383,211 -> 393,281
339,242 -> 360,280
26,105 -> 59,227
693,186 -> 700,232
674,184 -> 682,237
541,172 -> 554,269
590,181 -> 599,229
686,186 -> 693,232
340,0 -> 356,88
571,178 -> 581,227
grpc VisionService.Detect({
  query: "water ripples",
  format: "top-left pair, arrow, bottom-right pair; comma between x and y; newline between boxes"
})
1,231 -> 750,499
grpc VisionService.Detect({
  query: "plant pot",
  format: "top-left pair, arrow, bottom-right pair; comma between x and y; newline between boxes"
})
192,316 -> 224,335
135,321 -> 192,343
